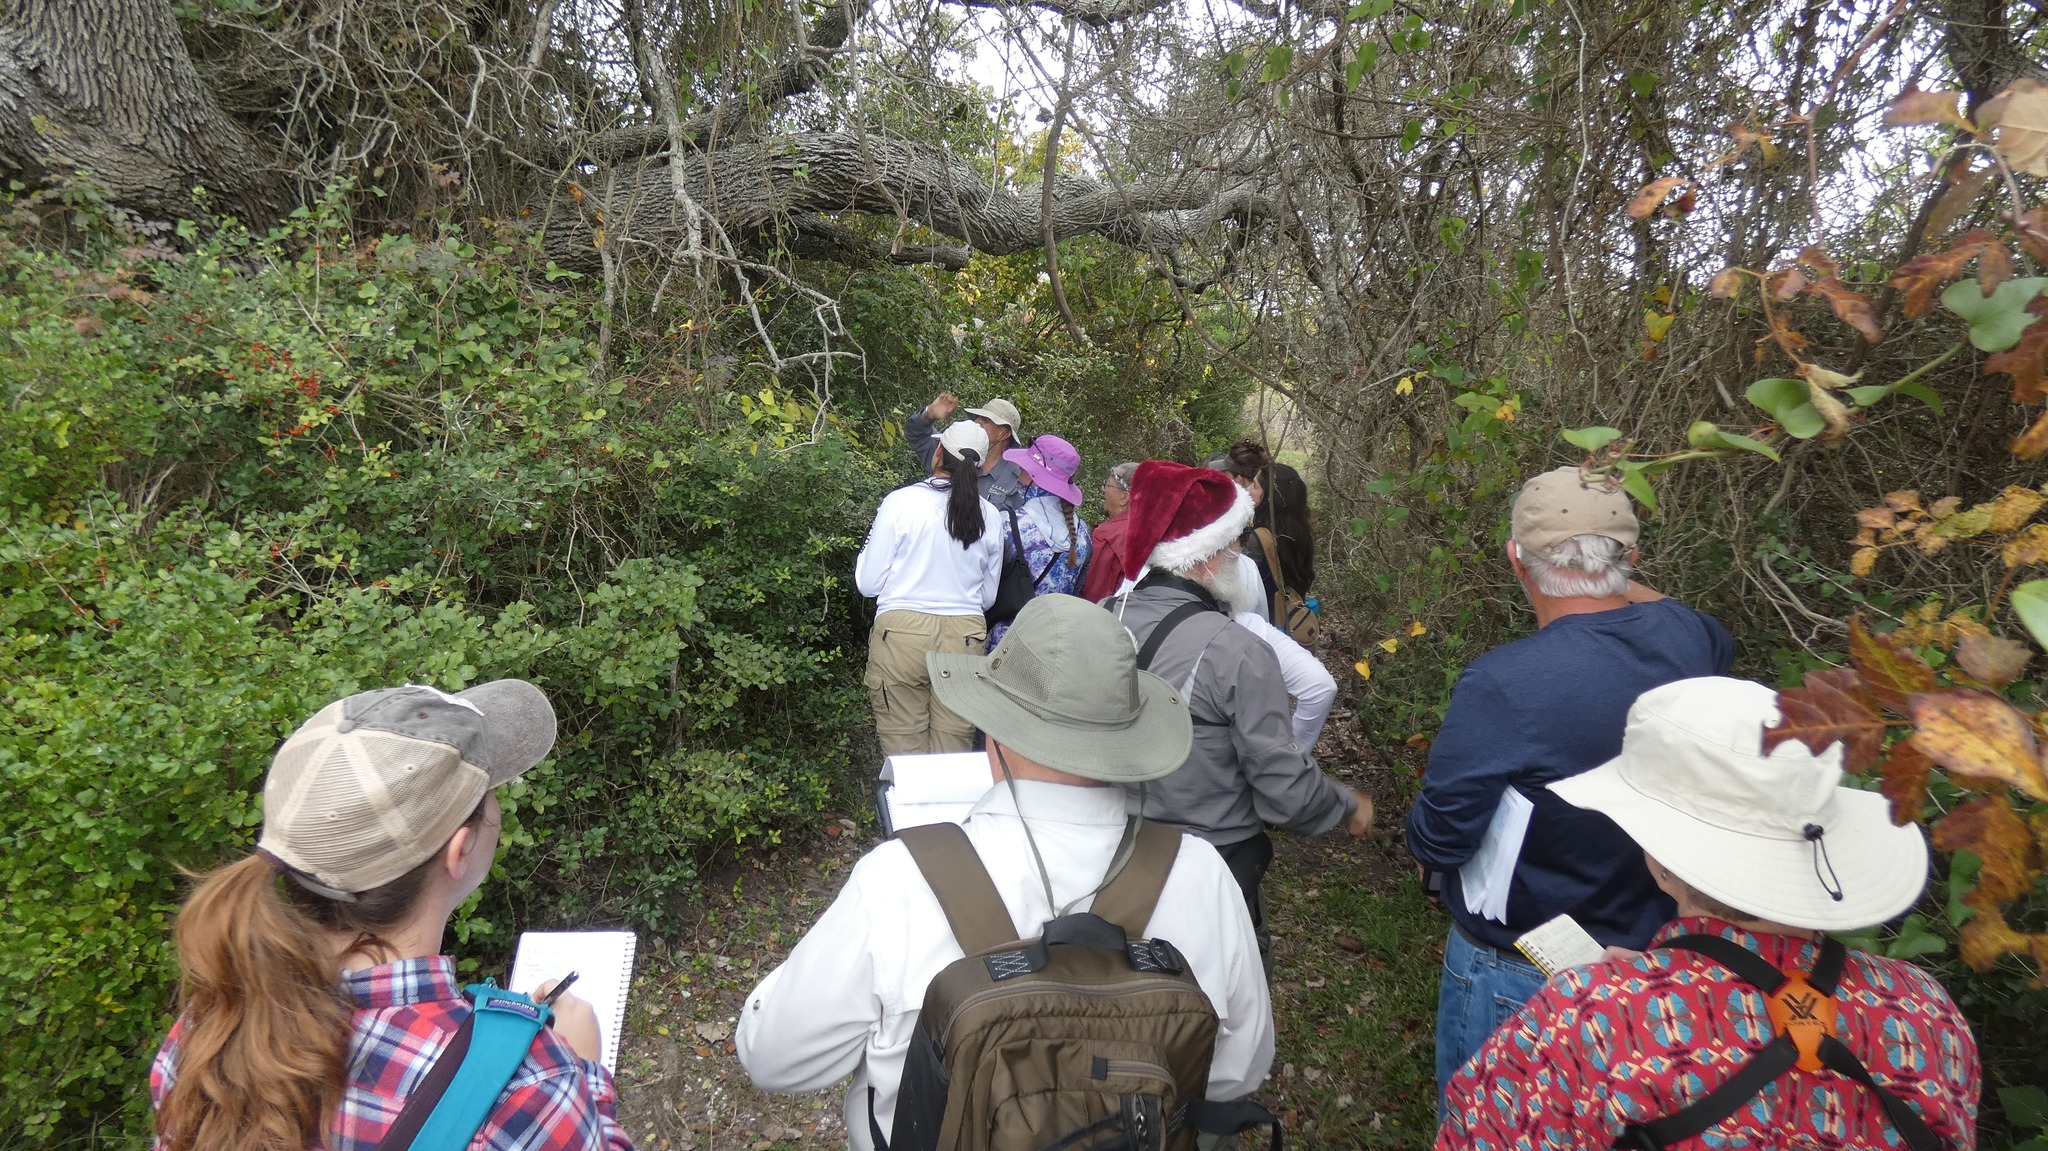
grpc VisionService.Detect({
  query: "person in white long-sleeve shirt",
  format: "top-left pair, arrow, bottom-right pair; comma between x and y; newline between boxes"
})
854,420 -> 1004,754
736,595 -> 1274,1151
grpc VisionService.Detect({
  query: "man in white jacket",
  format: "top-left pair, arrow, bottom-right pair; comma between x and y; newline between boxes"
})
735,595 -> 1274,1150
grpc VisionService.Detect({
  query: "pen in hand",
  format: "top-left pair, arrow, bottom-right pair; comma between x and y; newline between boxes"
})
541,971 -> 579,1006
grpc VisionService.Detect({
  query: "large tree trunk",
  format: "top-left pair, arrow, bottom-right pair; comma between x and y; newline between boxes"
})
0,0 -> 290,225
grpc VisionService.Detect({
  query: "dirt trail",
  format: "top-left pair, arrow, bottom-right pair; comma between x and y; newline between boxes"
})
612,616 -> 1440,1150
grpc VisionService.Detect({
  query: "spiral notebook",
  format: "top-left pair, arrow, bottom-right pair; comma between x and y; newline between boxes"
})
1514,914 -> 1606,979
509,930 -> 637,1071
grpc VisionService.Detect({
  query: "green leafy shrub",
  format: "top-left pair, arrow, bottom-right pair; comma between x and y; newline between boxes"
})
0,196 -> 887,1143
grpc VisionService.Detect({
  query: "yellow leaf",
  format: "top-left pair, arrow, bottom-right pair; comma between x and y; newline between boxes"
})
1851,546 -> 1879,578
1353,659 -> 1372,681
1394,376 -> 1415,396
1493,403 -> 1516,422
1405,620 -> 1426,636
1378,638 -> 1399,654
1644,311 -> 1676,341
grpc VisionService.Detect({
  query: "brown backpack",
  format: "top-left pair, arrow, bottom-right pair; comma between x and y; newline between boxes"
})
878,820 -> 1281,1151
1252,528 -> 1319,648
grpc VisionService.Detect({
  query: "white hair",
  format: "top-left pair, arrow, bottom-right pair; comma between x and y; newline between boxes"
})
1516,533 -> 1634,598
1172,550 -> 1263,616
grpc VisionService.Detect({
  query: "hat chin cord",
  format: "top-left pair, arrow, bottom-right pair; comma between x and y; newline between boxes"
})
994,744 -> 1142,920
1804,823 -> 1845,903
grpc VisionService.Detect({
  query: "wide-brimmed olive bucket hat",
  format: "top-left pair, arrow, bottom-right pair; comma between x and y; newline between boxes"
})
929,594 -> 1192,782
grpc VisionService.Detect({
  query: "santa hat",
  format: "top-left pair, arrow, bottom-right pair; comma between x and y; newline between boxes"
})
1121,460 -> 1255,581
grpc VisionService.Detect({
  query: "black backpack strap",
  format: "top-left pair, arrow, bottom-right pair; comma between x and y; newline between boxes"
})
1613,1035 -> 1800,1150
1006,509 -> 1026,559
1135,601 -> 1216,671
1660,933 -> 1788,992
1087,821 -> 1182,938
377,1010 -> 477,1151
897,823 -> 1019,955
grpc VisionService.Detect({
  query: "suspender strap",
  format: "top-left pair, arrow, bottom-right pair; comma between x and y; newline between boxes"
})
897,823 -> 1020,954
1135,601 -> 1214,672
1006,511 -> 1026,560
1615,936 -> 1947,1151
1614,1035 -> 1800,1150
378,984 -> 550,1151
1086,821 -> 1182,938
1817,1036 -> 1949,1151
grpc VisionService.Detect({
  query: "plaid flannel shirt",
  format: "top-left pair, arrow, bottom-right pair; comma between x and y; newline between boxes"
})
152,956 -> 632,1151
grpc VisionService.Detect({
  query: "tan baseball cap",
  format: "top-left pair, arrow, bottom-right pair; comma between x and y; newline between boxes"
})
1511,466 -> 1640,556
257,680 -> 556,899
964,398 -> 1022,434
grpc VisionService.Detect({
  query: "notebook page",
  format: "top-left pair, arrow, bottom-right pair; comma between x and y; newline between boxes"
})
1514,914 -> 1606,979
882,752 -> 992,802
509,930 -> 637,1071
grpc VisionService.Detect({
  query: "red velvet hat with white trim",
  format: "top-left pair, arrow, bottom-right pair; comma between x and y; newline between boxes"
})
1119,460 -> 1255,582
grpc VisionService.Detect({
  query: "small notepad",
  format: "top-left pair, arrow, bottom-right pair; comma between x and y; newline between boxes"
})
1514,914 -> 1606,978
509,930 -> 637,1071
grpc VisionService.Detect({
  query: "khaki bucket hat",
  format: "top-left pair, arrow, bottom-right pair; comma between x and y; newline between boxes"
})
929,594 -> 1192,782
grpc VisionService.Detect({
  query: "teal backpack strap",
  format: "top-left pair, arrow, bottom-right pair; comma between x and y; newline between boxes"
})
378,981 -> 551,1151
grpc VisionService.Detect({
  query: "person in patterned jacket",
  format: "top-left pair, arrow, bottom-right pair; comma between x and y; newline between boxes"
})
151,682 -> 631,1151
1440,677 -> 1979,1150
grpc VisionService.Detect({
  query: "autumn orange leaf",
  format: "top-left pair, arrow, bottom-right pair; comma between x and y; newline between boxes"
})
2016,206 -> 2048,265
1983,78 -> 2048,176
1957,903 -> 2032,972
1763,667 -> 1885,773
1769,267 -> 1809,302
1707,267 -> 1743,299
1985,485 -> 2047,533
1888,229 -> 2002,319
1876,740 -> 1935,825
1796,246 -> 1842,281
1625,176 -> 1690,221
1933,796 -> 2043,902
1848,616 -> 1937,714
1928,163 -> 1996,239
1909,690 -> 2048,803
2014,408 -> 2048,461
1805,277 -> 1885,343
1983,297 -> 2048,403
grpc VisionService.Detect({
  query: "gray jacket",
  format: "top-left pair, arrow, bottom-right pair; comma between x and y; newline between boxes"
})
903,407 -> 1027,512
1110,574 -> 1356,846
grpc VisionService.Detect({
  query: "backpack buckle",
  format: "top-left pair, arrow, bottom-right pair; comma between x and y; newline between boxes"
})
1766,969 -> 1838,1073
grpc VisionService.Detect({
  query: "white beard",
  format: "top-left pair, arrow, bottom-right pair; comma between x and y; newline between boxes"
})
1197,555 -> 1266,617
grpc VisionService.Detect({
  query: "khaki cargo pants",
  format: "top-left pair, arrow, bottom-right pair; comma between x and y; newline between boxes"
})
865,610 -> 988,755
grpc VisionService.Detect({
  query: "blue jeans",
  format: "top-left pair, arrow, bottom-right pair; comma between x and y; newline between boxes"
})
1435,927 -> 1546,1116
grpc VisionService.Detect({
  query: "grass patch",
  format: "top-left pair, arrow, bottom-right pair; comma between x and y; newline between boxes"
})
1263,835 -> 1441,1149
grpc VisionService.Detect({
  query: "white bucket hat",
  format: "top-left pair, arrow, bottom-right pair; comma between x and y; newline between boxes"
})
1549,676 -> 1928,931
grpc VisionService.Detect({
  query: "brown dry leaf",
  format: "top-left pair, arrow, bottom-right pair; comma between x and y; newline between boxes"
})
1986,484 -> 2048,533
1626,176 -> 1689,221
1928,163 -> 1997,238
1849,616 -> 1938,714
1796,246 -> 1843,280
2014,407 -> 2048,461
1987,78 -> 2048,176
1957,901 -> 2032,972
1884,88 -> 1971,129
1707,267 -> 1743,299
1932,495 -> 1964,518
2002,523 -> 2048,568
1854,526 -> 1880,548
2017,207 -> 2048,265
1763,668 -> 1885,773
1877,740 -> 1935,824
1983,299 -> 2048,403
1850,547 -> 1880,578
1979,242 -> 2016,295
1888,229 -> 2001,318
1767,310 -> 1809,359
1800,362 -> 1861,392
1933,796 -> 2043,901
1809,383 -> 1853,439
1857,506 -> 1898,532
1884,490 -> 1927,515
1957,632 -> 2033,689
1910,691 -> 2048,803
1663,188 -> 1697,217
1769,267 -> 1810,302
1805,278 -> 1885,343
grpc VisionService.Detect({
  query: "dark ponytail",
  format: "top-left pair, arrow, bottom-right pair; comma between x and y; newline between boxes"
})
1061,503 -> 1079,567
937,446 -> 987,547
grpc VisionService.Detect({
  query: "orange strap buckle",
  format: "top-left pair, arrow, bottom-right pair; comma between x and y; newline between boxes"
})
1766,969 -> 1839,1072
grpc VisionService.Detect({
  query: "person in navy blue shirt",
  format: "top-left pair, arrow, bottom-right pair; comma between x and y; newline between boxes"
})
1404,466 -> 1733,1114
